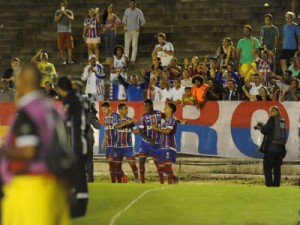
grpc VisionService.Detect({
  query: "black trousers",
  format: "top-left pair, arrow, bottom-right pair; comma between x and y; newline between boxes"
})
86,138 -> 95,182
71,155 -> 89,218
263,150 -> 286,187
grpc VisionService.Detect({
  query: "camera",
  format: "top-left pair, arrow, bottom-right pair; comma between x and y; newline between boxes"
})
254,121 -> 264,130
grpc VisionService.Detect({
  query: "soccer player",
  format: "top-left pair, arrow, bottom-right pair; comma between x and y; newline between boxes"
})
152,102 -> 179,184
138,99 -> 165,183
113,103 -> 139,182
101,102 -> 120,183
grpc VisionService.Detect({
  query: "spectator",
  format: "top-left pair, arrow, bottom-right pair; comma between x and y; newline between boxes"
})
118,72 -> 149,101
189,56 -> 203,78
181,68 -> 193,87
2,57 -> 20,88
224,79 -> 240,101
0,79 -> 14,101
200,78 -> 223,107
280,11 -> 300,73
280,78 -> 300,101
242,85 -> 271,101
122,0 -> 145,64
146,56 -> 164,100
183,57 -> 190,69
83,8 -> 101,61
153,78 -> 171,102
237,25 -> 260,81
181,86 -> 196,106
191,75 -> 207,106
216,63 -> 240,87
44,81 -> 58,99
206,57 -> 220,82
271,70 -> 293,94
288,56 -> 300,77
0,64 -> 71,225
166,57 -> 182,85
167,78 -> 185,105
152,33 -> 174,67
244,73 -> 264,99
260,13 -> 279,52
54,0 -> 74,64
31,49 -> 57,87
255,49 -> 274,87
102,4 -> 121,64
109,45 -> 128,100
81,54 -> 106,101
215,37 -> 236,68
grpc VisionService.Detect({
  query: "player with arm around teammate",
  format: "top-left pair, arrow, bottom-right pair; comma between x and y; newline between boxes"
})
152,102 -> 179,184
113,103 -> 139,183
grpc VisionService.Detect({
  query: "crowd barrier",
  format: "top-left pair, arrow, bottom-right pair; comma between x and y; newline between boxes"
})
0,101 -> 299,160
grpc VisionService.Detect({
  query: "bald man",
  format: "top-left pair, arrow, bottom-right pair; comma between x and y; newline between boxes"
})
0,63 -> 71,225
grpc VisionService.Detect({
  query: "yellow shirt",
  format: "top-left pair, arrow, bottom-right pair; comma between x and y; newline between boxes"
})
36,62 -> 56,87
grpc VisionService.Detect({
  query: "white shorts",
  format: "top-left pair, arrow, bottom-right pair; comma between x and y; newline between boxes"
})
86,37 -> 100,44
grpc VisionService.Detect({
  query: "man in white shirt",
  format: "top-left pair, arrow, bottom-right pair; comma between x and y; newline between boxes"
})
81,54 -> 106,101
153,79 -> 171,102
152,33 -> 174,67
168,78 -> 185,105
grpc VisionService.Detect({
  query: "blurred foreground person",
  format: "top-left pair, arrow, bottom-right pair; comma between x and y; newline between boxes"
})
0,64 -> 70,225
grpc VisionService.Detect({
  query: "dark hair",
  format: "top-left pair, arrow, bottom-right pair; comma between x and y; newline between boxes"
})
11,58 -> 20,63
102,4 -> 113,25
61,0 -> 68,8
57,76 -> 72,92
113,45 -> 124,55
118,103 -> 127,110
158,32 -> 166,39
270,106 -> 280,114
167,102 -> 177,114
264,13 -> 273,20
184,86 -> 192,91
101,101 -> 111,108
144,99 -> 153,105
284,70 -> 292,76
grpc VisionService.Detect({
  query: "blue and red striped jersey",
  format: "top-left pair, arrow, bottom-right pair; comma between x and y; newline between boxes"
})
103,112 -> 119,147
139,110 -> 165,144
160,115 -> 177,150
115,117 -> 137,147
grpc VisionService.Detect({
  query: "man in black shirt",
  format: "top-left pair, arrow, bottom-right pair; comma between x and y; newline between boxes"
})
57,76 -> 89,217
256,106 -> 287,187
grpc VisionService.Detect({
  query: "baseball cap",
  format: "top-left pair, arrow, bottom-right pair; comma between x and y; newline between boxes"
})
88,54 -> 96,60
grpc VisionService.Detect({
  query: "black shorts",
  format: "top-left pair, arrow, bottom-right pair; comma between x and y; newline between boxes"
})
280,49 -> 297,60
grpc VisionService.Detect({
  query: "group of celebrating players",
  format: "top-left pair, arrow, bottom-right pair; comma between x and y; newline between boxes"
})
100,99 -> 181,184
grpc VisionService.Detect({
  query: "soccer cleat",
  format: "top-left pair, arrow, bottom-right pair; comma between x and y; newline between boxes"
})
173,176 -> 179,184
122,175 -> 128,183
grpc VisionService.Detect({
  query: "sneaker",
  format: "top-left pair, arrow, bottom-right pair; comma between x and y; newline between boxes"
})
68,60 -> 75,65
60,60 -> 67,65
122,175 -> 128,183
173,176 -> 179,184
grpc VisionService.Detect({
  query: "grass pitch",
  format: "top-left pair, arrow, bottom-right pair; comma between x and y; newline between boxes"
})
72,182 -> 299,225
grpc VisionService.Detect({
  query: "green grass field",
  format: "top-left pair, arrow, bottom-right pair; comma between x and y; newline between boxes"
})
72,182 -> 300,225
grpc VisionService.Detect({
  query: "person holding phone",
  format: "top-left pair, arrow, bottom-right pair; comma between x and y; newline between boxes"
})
55,0 -> 74,65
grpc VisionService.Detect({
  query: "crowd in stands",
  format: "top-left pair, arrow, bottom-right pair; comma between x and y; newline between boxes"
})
1,0 -> 300,107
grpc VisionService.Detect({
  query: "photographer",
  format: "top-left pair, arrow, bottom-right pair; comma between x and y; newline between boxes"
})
85,101 -> 100,182
255,106 -> 287,187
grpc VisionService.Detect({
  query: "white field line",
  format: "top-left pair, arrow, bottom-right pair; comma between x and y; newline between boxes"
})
109,186 -> 174,225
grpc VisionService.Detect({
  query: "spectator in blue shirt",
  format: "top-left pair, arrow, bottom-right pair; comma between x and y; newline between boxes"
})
280,11 -> 300,73
117,71 -> 149,101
